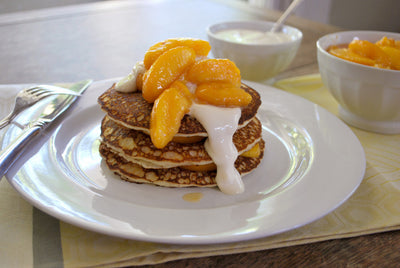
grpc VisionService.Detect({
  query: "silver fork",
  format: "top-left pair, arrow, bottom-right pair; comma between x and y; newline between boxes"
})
0,85 -> 81,130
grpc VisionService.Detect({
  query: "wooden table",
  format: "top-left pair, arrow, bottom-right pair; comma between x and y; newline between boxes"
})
1,0 -> 399,266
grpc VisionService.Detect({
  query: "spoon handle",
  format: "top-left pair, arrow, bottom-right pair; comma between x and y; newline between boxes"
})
271,0 -> 304,33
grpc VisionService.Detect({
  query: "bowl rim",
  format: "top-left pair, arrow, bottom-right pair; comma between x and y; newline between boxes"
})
206,20 -> 303,47
316,30 -> 400,74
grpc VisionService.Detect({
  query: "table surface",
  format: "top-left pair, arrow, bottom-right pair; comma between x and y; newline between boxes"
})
1,0 -> 399,266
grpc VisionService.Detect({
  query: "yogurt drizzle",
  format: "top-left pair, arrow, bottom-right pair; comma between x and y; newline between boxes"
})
190,103 -> 243,194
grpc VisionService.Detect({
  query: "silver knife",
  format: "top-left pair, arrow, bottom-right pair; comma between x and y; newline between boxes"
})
0,79 -> 93,179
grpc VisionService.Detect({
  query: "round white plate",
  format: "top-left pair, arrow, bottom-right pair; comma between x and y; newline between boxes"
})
2,79 -> 366,244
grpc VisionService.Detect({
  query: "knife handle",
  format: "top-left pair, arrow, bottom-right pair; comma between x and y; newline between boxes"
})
0,122 -> 43,179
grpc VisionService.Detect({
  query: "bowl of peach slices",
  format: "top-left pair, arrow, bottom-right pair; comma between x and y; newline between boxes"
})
317,31 -> 400,134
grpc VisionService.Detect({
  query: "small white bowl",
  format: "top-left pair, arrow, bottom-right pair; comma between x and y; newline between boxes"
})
317,31 -> 400,134
207,20 -> 302,82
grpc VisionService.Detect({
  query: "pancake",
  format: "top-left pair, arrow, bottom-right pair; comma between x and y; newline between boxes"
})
100,115 -> 263,169
98,65 -> 265,191
99,139 -> 265,187
98,83 -> 261,137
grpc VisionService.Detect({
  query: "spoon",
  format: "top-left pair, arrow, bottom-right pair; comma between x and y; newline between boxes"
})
270,0 -> 304,33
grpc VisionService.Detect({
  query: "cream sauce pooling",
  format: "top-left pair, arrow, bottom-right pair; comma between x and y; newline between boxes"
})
215,29 -> 292,44
190,103 -> 244,195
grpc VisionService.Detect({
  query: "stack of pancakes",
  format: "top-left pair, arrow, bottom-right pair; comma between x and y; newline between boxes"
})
98,83 -> 264,188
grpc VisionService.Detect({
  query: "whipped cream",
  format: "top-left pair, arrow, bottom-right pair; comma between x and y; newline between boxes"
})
115,61 -> 146,93
190,103 -> 244,195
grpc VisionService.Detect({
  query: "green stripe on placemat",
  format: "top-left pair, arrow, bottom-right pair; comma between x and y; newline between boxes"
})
33,208 -> 64,268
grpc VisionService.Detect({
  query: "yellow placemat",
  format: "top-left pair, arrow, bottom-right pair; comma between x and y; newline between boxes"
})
1,76 -> 400,267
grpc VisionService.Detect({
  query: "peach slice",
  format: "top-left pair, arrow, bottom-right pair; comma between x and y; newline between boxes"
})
186,59 -> 241,87
349,40 -> 391,68
380,46 -> 400,70
144,38 -> 211,69
328,47 -> 375,66
375,37 -> 400,50
195,82 -> 252,107
136,72 -> 143,91
181,163 -> 217,172
142,46 -> 196,103
172,135 -> 205,144
240,143 -> 261,158
169,80 -> 194,101
150,86 -> 192,149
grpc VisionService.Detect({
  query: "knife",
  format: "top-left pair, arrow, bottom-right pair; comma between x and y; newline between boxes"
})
0,79 -> 93,179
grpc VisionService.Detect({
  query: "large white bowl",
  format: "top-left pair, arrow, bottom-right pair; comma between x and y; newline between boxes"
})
317,31 -> 400,134
207,20 -> 302,81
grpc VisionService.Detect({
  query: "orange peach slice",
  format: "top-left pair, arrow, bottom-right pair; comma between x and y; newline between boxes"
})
195,82 -> 252,107
169,80 -> 194,101
144,38 -> 211,69
380,46 -> 400,70
328,47 -> 375,66
375,37 -> 400,50
240,143 -> 261,158
150,86 -> 192,149
171,135 -> 205,144
136,72 -> 143,91
142,46 -> 195,103
349,40 -> 392,68
181,163 -> 217,172
186,59 -> 241,87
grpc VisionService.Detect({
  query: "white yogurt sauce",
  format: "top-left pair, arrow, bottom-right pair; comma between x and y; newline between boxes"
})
190,103 -> 244,195
215,29 -> 292,44
115,61 -> 146,93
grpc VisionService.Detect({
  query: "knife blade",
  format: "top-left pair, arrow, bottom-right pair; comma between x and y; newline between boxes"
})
0,79 -> 93,179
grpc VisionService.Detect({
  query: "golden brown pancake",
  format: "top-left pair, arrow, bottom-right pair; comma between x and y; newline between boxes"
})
98,83 -> 261,137
100,115 -> 263,168
99,140 -> 265,187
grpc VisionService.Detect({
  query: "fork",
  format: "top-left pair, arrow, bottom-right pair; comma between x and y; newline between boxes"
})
0,85 -> 81,130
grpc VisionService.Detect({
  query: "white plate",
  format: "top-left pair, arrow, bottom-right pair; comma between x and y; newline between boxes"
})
2,79 -> 366,244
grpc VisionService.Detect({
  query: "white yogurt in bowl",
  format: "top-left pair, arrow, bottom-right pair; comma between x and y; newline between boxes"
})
215,29 -> 292,45
207,20 -> 302,81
